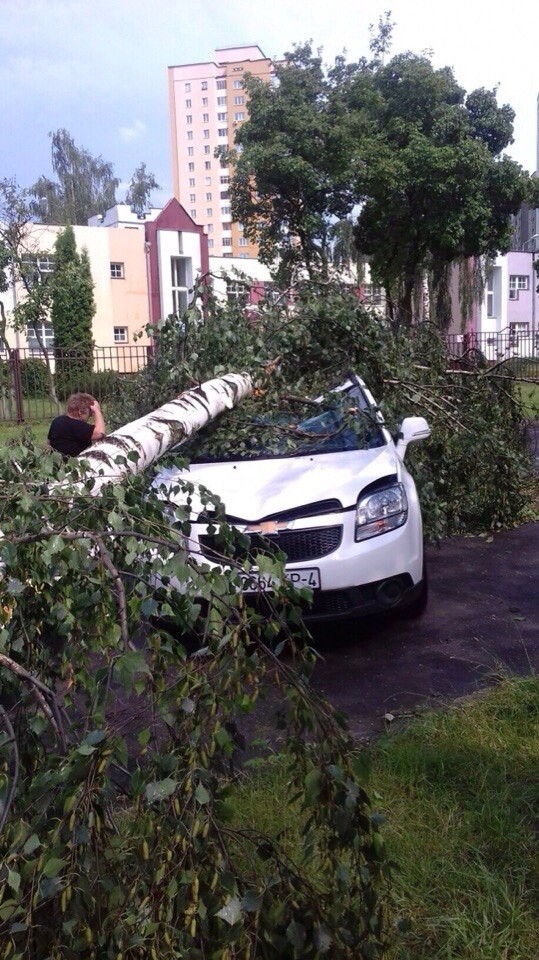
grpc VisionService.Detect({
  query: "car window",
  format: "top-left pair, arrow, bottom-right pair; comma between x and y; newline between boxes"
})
181,384 -> 385,463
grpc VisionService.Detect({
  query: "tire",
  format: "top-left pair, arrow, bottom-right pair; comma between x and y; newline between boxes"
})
399,560 -> 428,619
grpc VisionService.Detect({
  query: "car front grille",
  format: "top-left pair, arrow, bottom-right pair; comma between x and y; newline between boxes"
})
199,525 -> 342,564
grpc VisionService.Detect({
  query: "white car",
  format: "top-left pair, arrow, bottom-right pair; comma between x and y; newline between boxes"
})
153,373 -> 431,621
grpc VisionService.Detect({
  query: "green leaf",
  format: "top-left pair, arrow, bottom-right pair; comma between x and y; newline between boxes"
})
7,869 -> 21,894
216,896 -> 242,925
304,767 -> 323,803
145,778 -> 178,803
23,833 -> 41,855
41,857 -> 66,879
195,783 -> 210,805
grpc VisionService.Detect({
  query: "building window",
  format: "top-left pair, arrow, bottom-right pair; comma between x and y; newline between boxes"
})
27,321 -> 54,353
201,80 -> 208,90
205,161 -> 211,170
190,209 -> 196,219
363,284 -> 383,304
220,191 -> 230,200
186,114 -> 192,124
509,275 -> 529,300
208,238 -> 214,248
238,237 -> 249,246
234,112 -> 245,121
233,80 -> 243,89
220,176 -> 230,185
217,96 -> 226,105
486,275 -> 494,317
190,194 -> 196,202
171,256 -> 193,316
203,129 -> 210,139
233,96 -> 244,105
110,262 -> 124,279
222,237 -> 232,247
216,79 -> 226,90
205,176 -> 211,185
185,99 -> 191,108
221,206 -> 231,215
203,113 -> 209,122
185,82 -> 191,92
217,112 -> 227,121
509,321 -> 529,346
188,162 -> 195,171
188,147 -> 194,156
187,130 -> 193,140
189,179 -> 195,188
206,192 -> 212,201
227,280 -> 248,306
114,327 -> 128,343
202,97 -> 208,106
218,128 -> 227,137
207,222 -> 213,231
204,145 -> 210,154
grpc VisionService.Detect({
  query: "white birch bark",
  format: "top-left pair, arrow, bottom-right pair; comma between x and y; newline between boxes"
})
71,372 -> 253,495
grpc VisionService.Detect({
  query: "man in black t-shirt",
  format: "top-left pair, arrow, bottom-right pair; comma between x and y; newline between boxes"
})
48,393 -> 106,458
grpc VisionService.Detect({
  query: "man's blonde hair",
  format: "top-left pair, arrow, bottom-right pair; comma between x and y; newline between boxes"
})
66,393 -> 95,418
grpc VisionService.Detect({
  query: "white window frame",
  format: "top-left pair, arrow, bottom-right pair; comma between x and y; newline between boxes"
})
114,326 -> 128,343
110,262 -> 125,279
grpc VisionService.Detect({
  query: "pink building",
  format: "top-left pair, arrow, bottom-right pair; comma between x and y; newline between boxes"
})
5,201 -> 209,364
168,45 -> 274,260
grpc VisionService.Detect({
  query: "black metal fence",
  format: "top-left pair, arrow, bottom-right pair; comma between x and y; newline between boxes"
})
0,345 -> 153,423
446,332 -> 538,367
1,335 -> 537,425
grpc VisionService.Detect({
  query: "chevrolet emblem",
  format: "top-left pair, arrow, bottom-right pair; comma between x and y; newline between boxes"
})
244,519 -> 289,534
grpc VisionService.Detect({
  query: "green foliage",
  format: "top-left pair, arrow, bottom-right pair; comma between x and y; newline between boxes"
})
28,129 -> 119,225
0,441 -> 390,958
110,282 -> 534,540
19,358 -> 50,397
125,162 -> 161,218
229,38 -> 531,321
51,226 -> 95,398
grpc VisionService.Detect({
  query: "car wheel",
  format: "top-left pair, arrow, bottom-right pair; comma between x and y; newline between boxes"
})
399,561 -> 428,619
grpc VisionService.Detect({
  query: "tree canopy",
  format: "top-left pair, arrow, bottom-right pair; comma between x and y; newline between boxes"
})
230,36 -> 532,325
28,129 -> 120,225
125,161 -> 161,218
51,224 -> 95,394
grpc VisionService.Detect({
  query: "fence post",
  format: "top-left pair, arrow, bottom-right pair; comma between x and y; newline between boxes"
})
10,349 -> 25,423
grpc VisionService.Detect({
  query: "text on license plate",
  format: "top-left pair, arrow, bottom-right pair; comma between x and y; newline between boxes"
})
240,567 -> 321,592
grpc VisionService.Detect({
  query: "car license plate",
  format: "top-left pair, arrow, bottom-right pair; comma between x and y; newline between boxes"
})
240,567 -> 321,593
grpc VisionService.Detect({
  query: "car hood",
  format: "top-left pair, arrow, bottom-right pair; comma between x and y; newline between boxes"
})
154,445 -> 400,521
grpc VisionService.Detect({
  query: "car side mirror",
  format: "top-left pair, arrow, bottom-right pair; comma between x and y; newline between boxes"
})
395,416 -> 431,458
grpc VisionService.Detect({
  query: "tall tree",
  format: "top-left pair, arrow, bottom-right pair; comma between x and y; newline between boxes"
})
29,129 -> 119,225
229,39 -> 531,325
51,225 -> 95,396
125,162 -> 161,218
351,54 -> 529,325
229,43 -> 368,279
0,179 -> 58,403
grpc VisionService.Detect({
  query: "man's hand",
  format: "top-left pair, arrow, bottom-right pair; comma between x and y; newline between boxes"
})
89,399 -> 105,441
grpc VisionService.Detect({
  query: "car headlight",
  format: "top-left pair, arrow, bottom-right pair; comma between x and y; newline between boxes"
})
355,483 -> 408,542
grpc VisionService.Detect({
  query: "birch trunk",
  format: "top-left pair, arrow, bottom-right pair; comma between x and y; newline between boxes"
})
73,372 -> 253,495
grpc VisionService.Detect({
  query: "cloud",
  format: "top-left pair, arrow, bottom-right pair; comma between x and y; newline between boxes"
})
118,120 -> 147,143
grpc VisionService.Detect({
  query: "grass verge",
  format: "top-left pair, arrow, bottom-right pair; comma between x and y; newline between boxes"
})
236,676 -> 539,959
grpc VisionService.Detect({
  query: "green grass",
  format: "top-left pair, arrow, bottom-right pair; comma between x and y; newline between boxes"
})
516,382 -> 539,418
235,677 -> 539,960
0,420 -> 50,446
371,676 -> 539,959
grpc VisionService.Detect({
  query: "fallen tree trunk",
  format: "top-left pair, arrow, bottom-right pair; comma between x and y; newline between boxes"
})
71,372 -> 253,494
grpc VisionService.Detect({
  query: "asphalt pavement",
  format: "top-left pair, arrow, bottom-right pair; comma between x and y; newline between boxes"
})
309,520 -> 538,740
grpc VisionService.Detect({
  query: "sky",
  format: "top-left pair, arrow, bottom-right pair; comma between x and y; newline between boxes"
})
1,0 -> 538,208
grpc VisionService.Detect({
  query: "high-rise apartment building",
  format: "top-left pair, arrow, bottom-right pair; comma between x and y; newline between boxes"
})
168,45 -> 273,259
